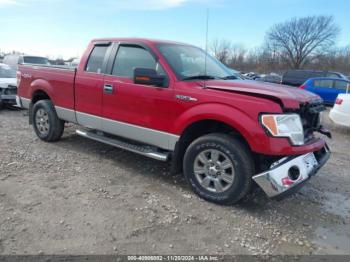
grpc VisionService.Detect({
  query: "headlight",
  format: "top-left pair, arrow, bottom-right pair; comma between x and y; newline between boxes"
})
261,114 -> 304,146
17,71 -> 21,87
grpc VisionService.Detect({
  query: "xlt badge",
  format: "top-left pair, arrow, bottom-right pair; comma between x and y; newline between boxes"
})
175,95 -> 198,102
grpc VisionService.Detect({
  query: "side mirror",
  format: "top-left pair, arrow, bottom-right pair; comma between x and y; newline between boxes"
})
134,68 -> 166,87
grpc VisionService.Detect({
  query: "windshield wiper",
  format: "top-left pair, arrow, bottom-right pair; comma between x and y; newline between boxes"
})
182,75 -> 218,81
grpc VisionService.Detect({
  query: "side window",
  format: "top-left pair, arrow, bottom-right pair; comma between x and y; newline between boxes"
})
85,46 -> 108,73
334,80 -> 348,91
314,80 -> 333,88
112,46 -> 165,78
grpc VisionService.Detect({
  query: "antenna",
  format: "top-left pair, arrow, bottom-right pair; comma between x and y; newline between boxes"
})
204,8 -> 209,89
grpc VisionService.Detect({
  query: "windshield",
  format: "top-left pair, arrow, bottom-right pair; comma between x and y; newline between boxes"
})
0,65 -> 16,78
157,44 -> 238,80
23,56 -> 50,65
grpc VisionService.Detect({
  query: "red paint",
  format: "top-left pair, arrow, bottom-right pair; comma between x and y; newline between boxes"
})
335,98 -> 343,105
17,38 -> 327,156
282,177 -> 295,186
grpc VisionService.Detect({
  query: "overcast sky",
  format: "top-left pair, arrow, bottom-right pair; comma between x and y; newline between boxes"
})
0,0 -> 349,59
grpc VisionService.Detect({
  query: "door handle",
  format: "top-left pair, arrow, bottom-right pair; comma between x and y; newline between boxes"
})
104,84 -> 114,94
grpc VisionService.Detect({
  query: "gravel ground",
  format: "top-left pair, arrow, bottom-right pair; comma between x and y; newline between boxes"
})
0,107 -> 349,255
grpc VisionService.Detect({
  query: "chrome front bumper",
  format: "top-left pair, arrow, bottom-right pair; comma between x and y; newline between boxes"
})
253,146 -> 330,198
0,94 -> 17,105
1,94 -> 17,100
0,87 -> 17,105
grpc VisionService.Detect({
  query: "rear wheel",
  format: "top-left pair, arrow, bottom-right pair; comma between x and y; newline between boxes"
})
183,133 -> 254,205
32,99 -> 64,142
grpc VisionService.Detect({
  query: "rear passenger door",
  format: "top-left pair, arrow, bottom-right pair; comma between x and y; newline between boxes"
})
75,42 -> 112,129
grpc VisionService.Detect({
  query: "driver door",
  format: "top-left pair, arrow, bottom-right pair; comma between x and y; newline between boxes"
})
102,43 -> 176,149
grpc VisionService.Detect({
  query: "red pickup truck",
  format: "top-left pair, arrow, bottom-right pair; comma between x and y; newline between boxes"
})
17,38 -> 331,204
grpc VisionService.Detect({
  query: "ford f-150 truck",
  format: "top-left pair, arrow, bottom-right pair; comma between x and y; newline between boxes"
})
17,38 -> 331,204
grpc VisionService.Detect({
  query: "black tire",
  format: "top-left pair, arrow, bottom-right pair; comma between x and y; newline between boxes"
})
32,99 -> 64,142
183,133 -> 254,205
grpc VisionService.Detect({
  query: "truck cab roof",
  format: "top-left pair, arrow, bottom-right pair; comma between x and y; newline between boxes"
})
91,38 -> 191,46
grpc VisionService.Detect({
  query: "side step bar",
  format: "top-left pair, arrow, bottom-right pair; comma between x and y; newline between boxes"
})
76,129 -> 169,161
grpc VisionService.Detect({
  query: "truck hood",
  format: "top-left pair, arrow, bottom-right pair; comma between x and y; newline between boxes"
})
0,78 -> 17,88
205,80 -> 321,109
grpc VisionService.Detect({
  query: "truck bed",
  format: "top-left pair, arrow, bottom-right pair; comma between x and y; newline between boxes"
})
18,64 -> 77,111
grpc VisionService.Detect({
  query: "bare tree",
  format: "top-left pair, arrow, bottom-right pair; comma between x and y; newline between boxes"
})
266,16 -> 340,69
311,45 -> 350,74
210,39 -> 232,64
228,44 -> 247,68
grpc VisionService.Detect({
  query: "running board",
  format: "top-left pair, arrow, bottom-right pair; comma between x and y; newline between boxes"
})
76,129 -> 169,161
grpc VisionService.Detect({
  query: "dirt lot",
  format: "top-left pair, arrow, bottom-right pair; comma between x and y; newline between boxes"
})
0,108 -> 349,255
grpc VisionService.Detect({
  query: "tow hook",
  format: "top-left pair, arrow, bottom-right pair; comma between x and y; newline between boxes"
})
318,126 -> 332,139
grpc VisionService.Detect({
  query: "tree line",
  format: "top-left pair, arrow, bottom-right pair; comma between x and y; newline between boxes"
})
211,15 -> 350,75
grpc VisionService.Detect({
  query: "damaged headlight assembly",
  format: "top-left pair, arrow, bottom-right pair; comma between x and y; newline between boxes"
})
261,114 -> 304,146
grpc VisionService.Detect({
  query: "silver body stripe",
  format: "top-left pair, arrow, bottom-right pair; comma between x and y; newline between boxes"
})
75,111 -> 101,130
20,97 -> 31,109
76,111 -> 179,151
55,106 -> 77,123
20,97 -> 179,151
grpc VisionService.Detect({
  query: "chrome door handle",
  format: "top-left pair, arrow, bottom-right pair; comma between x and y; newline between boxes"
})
104,84 -> 114,94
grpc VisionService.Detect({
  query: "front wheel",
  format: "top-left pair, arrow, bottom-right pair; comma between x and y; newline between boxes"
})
32,99 -> 65,142
183,133 -> 254,205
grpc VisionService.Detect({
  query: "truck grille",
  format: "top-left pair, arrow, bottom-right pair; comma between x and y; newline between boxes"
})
2,86 -> 17,95
299,101 -> 324,141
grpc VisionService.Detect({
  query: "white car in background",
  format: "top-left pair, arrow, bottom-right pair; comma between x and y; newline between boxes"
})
70,58 -> 80,67
0,63 -> 17,108
330,92 -> 350,128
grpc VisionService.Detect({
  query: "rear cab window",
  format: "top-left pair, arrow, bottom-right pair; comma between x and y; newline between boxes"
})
85,45 -> 109,74
23,56 -> 49,65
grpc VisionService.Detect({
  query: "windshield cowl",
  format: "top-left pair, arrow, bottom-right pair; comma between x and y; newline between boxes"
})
182,75 -> 240,81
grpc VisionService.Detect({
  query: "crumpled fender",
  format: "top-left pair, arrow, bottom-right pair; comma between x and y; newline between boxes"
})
173,103 -> 264,151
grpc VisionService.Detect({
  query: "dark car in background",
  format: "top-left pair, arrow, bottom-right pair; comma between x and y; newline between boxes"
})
255,74 -> 282,84
282,70 -> 347,87
225,67 -> 246,80
243,72 -> 260,80
300,77 -> 350,105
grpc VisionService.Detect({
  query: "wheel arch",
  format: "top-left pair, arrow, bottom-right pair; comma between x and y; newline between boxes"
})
32,89 -> 52,103
29,88 -> 53,125
30,79 -> 54,103
171,117 -> 254,175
